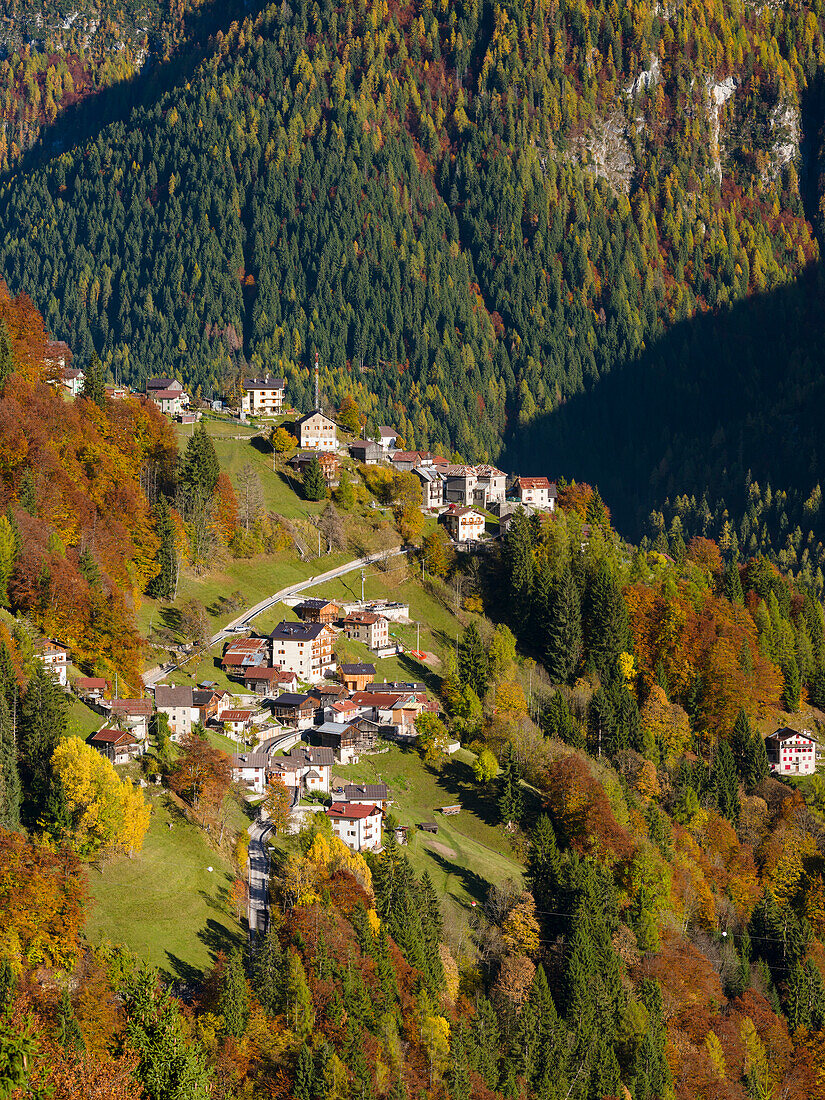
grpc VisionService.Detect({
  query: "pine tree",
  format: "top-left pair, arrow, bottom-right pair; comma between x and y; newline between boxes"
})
712,739 -> 741,823
0,692 -> 21,829
584,562 -> 629,683
497,742 -> 523,827
294,1043 -> 314,1100
56,985 -> 84,1051
466,995 -> 500,1089
81,351 -> 106,408
19,470 -> 36,517
0,321 -> 14,391
149,496 -> 177,599
180,423 -> 220,499
18,662 -> 68,820
77,546 -> 101,588
526,815 -> 560,920
543,689 -> 583,749
218,948 -> 249,1038
303,455 -> 327,501
724,561 -> 744,604
783,657 -> 801,712
458,621 -> 488,698
545,565 -> 582,683
505,510 -> 534,632
285,950 -> 315,1036
447,1021 -> 471,1100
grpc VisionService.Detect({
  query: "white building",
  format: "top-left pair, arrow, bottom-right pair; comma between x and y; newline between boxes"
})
232,751 -> 269,794
765,728 -> 818,776
270,746 -> 333,794
440,505 -> 486,543
36,640 -> 67,687
242,376 -> 285,417
413,465 -> 445,509
512,476 -> 557,511
146,378 -> 189,417
325,801 -> 383,852
378,426 -> 398,453
153,685 -> 197,742
342,612 -> 390,652
62,367 -> 85,397
296,410 -> 337,450
475,464 -> 507,504
222,708 -> 254,739
270,621 -> 335,683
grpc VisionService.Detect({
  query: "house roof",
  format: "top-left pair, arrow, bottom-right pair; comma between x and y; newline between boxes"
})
349,439 -> 380,452
244,376 -> 285,391
378,426 -> 396,438
367,681 -> 425,692
767,727 -> 817,744
296,410 -> 336,427
339,663 -> 376,676
273,692 -> 315,709
344,783 -> 388,801
443,505 -> 484,518
275,746 -> 334,771
63,367 -> 84,381
75,676 -> 109,692
154,685 -> 194,707
271,621 -> 328,642
413,465 -> 444,483
232,752 -> 269,769
224,637 -> 268,653
111,698 -> 153,715
222,653 -> 249,666
149,388 -> 185,401
38,639 -> 66,656
344,612 -> 381,625
351,691 -> 406,708
146,377 -> 181,390
331,701 -> 358,713
515,476 -> 556,492
296,598 -> 338,611
224,709 -> 253,721
88,728 -> 137,746
314,721 -> 349,736
244,666 -> 293,681
475,463 -> 506,478
444,464 -> 476,477
326,801 -> 380,820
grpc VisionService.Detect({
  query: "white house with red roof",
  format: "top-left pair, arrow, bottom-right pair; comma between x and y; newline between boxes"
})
342,611 -> 389,652
222,709 -> 254,739
325,802 -> 383,852
36,639 -> 67,687
439,504 -> 486,543
146,377 -> 189,416
765,728 -> 818,776
512,476 -> 557,511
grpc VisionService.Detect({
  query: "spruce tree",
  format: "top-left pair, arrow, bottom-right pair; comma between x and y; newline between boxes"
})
712,739 -> 741,823
0,321 -> 14,391
81,351 -> 106,408
149,496 -> 178,600
18,662 -> 67,820
447,1021 -> 471,1100
19,470 -> 36,517
0,693 -> 21,829
466,996 -> 500,1089
458,621 -> 488,699
77,546 -> 101,588
504,510 -> 534,634
544,689 -> 583,749
294,1044 -> 314,1100
545,564 -> 582,683
302,455 -> 326,501
252,928 -> 285,1013
783,657 -> 801,712
724,561 -> 744,604
526,815 -> 560,920
584,562 -> 629,683
56,985 -> 84,1051
217,948 -> 249,1038
497,742 -> 523,827
180,423 -> 220,499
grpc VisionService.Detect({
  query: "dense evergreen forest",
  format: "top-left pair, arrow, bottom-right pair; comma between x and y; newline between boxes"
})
0,0 -> 824,504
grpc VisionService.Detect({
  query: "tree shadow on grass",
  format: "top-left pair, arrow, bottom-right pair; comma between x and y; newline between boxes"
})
198,882 -> 230,913
395,652 -> 442,695
424,848 -> 492,908
163,951 -> 204,989
198,916 -> 245,959
433,757 -> 501,829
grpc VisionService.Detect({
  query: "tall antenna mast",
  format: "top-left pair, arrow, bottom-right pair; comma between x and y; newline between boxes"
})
314,350 -> 320,411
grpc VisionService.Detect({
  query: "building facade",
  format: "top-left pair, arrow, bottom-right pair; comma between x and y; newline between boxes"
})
296,410 -> 337,450
242,376 -> 285,416
271,621 -> 335,682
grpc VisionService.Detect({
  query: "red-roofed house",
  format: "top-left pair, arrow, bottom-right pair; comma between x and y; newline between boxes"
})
223,709 -> 254,739
87,727 -> 141,765
36,640 -> 67,687
439,505 -> 486,543
74,676 -> 111,701
325,802 -> 383,852
512,477 -> 557,510
243,667 -> 299,695
110,698 -> 153,742
765,728 -> 818,776
327,699 -> 360,724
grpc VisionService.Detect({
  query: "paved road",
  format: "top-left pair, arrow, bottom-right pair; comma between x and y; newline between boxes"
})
247,818 -> 272,938
143,545 -> 407,687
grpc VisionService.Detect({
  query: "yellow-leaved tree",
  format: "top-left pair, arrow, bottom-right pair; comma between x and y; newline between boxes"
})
49,737 -> 150,858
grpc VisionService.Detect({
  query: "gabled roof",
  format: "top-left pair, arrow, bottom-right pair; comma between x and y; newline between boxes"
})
296,410 -> 336,427
344,612 -> 381,625
111,698 -> 153,715
331,700 -> 358,713
146,377 -> 181,390
344,783 -> 388,801
339,663 -> 376,676
244,666 -> 295,681
232,752 -> 269,769
351,691 -> 406,708
75,676 -> 110,692
271,621 -> 328,642
443,505 -> 484,518
88,728 -> 137,746
244,376 -> 285,391
296,597 -> 339,611
272,692 -> 315,709
223,709 -> 253,721
475,463 -> 506,478
326,801 -> 380,820
154,685 -> 194,707
378,426 -> 396,438
515,476 -> 557,493
767,727 -> 818,744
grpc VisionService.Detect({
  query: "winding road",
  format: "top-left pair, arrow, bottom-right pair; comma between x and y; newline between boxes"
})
143,545 -> 407,688
247,818 -> 272,938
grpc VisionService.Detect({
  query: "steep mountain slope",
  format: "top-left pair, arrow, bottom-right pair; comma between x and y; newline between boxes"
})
0,0 -> 824,492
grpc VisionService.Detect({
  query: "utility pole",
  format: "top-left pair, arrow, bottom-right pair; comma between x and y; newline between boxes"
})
416,622 -> 420,652
314,350 -> 320,411
361,569 -> 365,603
